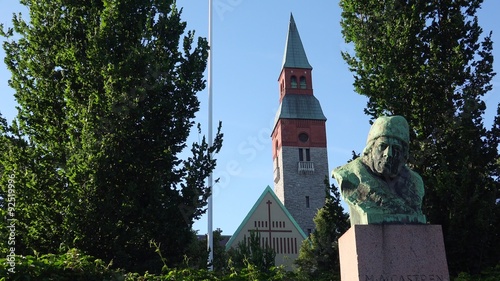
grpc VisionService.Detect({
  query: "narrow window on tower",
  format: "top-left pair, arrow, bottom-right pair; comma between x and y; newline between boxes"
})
300,76 -> 306,89
298,148 -> 304,161
306,196 -> 310,208
291,76 -> 298,88
305,148 -> 311,161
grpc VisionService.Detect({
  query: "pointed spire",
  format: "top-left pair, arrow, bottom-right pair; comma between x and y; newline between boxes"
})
281,13 -> 312,69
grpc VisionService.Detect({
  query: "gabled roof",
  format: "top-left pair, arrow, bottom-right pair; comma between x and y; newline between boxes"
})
273,94 -> 327,128
281,13 -> 312,70
225,186 -> 307,250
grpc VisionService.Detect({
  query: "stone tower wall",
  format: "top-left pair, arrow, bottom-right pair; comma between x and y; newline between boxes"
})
274,146 -> 328,234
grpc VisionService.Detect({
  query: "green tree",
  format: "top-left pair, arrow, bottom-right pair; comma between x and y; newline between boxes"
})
211,229 -> 230,273
340,0 -> 499,276
295,178 -> 350,281
182,228 -> 227,271
0,0 -> 222,273
227,230 -> 276,273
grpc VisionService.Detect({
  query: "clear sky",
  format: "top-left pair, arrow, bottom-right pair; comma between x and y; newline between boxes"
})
1,1 -> 499,237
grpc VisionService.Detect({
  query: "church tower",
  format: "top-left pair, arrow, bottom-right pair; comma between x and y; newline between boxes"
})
271,14 -> 328,235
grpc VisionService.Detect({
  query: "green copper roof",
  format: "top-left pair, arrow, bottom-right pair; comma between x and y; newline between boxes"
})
282,14 -> 312,69
274,94 -> 327,127
225,186 -> 307,250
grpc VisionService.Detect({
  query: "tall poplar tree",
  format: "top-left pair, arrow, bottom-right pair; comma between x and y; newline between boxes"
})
0,0 -> 222,272
340,0 -> 499,275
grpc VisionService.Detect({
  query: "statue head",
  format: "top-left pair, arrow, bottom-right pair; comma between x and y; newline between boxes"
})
362,116 -> 410,180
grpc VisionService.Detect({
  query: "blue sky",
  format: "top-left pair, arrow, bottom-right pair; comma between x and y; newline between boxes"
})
1,1 -> 499,237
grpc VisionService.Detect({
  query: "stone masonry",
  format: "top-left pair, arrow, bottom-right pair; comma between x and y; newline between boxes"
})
275,146 -> 328,234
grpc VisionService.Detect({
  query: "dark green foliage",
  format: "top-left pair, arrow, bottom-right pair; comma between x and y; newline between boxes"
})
2,249 -> 497,280
181,229 -> 227,271
0,249 -> 498,280
0,248 -> 296,281
211,229 -> 230,273
295,178 -> 350,281
340,0 -> 499,276
184,230 -> 210,270
0,249 -> 123,281
0,0 -> 222,273
455,263 -> 500,281
227,230 -> 276,273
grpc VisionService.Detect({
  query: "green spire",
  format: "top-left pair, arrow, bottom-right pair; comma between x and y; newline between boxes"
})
281,13 -> 312,69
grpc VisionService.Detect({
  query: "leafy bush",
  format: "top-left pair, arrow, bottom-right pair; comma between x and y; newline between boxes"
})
0,248 -> 298,280
454,263 -> 500,281
0,248 -> 123,280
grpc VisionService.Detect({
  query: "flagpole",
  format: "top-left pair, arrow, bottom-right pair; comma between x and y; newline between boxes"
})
207,0 -> 214,271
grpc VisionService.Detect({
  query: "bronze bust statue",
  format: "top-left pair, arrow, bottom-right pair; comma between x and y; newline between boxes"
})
332,116 -> 426,225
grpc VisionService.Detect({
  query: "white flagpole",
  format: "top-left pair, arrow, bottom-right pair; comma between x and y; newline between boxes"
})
207,0 -> 214,271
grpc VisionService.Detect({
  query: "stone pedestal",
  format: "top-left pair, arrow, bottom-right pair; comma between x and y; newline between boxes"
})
339,225 -> 449,281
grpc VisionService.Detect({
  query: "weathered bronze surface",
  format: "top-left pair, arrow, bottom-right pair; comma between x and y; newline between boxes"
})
333,116 -> 426,225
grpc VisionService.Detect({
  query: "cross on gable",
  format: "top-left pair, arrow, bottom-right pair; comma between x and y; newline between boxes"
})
247,196 -> 297,255
250,198 -> 292,240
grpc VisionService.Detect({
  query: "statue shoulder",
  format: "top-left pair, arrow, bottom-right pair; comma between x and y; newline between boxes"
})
332,158 -> 366,190
402,166 -> 425,197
